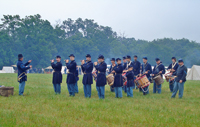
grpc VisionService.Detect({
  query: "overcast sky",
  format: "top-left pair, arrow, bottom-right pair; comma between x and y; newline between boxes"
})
1,0 -> 200,42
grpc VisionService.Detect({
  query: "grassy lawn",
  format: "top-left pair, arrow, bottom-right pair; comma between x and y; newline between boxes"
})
0,73 -> 200,127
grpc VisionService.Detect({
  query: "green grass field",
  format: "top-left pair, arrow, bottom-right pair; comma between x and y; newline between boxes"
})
0,74 -> 200,127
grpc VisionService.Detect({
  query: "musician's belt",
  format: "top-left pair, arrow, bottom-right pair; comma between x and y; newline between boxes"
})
98,71 -> 105,74
84,72 -> 92,74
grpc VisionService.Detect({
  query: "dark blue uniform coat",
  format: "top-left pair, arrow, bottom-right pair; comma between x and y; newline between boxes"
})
125,61 -> 133,70
167,62 -> 179,75
66,60 -> 77,84
141,62 -> 152,78
174,65 -> 187,82
51,62 -> 62,84
122,62 -> 127,70
81,61 -> 93,85
133,60 -> 141,75
17,60 -> 30,83
109,64 -> 116,74
95,61 -> 107,86
125,71 -> 134,87
152,63 -> 166,77
76,67 -> 79,82
113,64 -> 124,87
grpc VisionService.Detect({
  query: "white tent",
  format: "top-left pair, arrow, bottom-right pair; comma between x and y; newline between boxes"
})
1,66 -> 15,73
186,65 -> 200,80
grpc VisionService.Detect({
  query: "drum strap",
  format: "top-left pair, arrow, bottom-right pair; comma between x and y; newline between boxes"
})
172,62 -> 177,69
155,63 -> 161,70
141,86 -> 149,93
126,61 -> 132,70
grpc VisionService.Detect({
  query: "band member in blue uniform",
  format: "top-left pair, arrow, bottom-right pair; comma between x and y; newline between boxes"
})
123,55 -> 133,93
112,58 -> 124,98
122,56 -> 127,70
171,59 -> 187,98
140,57 -> 152,95
17,54 -> 32,96
152,58 -> 165,94
125,55 -> 133,70
51,55 -> 62,94
94,55 -> 107,99
81,54 -> 93,98
65,54 -> 77,97
133,55 -> 141,89
75,66 -> 79,93
167,57 -> 179,92
108,58 -> 116,92
125,65 -> 134,97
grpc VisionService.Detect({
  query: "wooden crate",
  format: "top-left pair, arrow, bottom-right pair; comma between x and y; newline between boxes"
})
0,87 -> 14,97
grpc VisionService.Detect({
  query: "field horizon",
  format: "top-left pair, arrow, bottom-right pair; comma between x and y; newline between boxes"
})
0,73 -> 200,126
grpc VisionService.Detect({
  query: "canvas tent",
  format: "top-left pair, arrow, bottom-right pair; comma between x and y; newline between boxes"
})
1,66 -> 15,73
186,65 -> 200,80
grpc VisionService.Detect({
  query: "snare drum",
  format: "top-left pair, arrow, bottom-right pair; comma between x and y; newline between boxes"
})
134,75 -> 150,88
153,75 -> 164,85
92,71 -> 97,82
106,74 -> 114,86
122,73 -> 127,86
164,73 -> 172,82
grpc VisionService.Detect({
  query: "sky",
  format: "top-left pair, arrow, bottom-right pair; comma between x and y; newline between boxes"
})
0,0 -> 200,42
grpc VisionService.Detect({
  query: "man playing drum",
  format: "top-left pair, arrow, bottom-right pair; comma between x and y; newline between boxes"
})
122,56 -> 127,92
132,55 -> 141,89
108,58 -> 116,92
167,57 -> 179,92
152,58 -> 165,94
140,57 -> 152,95
125,65 -> 134,97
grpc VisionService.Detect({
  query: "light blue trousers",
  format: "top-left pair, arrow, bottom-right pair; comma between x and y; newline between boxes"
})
67,84 -> 75,96
153,82 -> 162,94
171,81 -> 185,98
75,82 -> 79,93
115,87 -> 123,98
19,81 -> 25,95
96,86 -> 105,99
126,86 -> 133,97
83,84 -> 91,98
53,84 -> 61,94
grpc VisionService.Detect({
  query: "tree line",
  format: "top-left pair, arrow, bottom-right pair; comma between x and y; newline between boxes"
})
0,14 -> 199,69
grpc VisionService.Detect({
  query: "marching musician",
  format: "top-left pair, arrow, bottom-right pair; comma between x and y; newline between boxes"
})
167,57 -> 179,92
51,55 -> 62,94
109,58 -> 116,92
133,55 -> 141,89
126,55 -> 133,70
122,56 -> 127,93
125,65 -> 134,97
171,59 -> 187,98
17,54 -> 32,96
140,57 -> 152,95
152,58 -> 165,94
94,55 -> 107,99
81,54 -> 93,98
75,66 -> 79,94
112,58 -> 124,98
65,54 -> 77,97
122,56 -> 127,70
